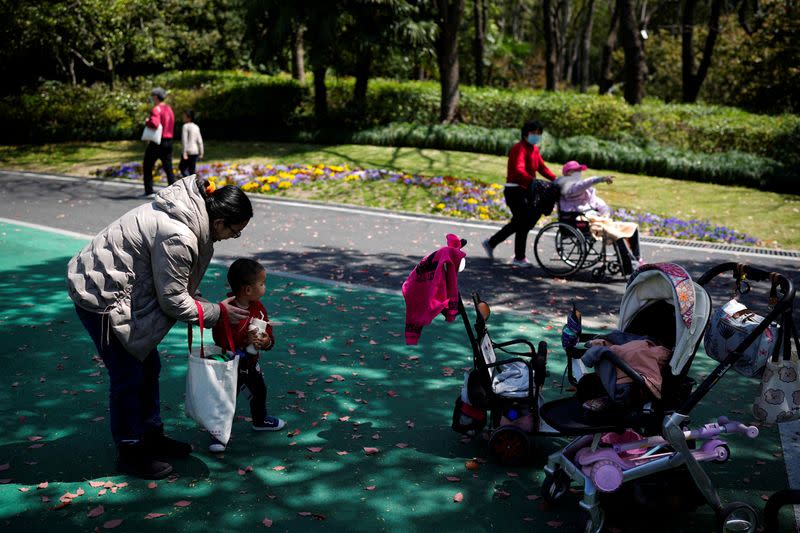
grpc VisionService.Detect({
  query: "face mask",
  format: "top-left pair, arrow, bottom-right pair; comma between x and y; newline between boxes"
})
527,134 -> 541,145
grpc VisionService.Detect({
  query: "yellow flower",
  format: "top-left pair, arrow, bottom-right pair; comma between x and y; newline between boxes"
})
490,183 -> 503,190
435,203 -> 446,210
466,198 -> 478,205
260,184 -> 271,193
453,187 -> 464,193
479,213 -> 489,220
486,189 -> 496,196
344,174 -> 361,182
278,181 -> 292,189
478,206 -> 488,213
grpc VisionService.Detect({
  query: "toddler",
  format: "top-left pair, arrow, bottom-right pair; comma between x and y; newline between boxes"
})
179,109 -> 204,177
209,258 -> 286,452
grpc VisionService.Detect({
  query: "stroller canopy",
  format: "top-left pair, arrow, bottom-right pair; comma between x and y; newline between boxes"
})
618,263 -> 711,375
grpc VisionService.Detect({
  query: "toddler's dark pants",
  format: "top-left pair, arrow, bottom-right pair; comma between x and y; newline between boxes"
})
179,154 -> 198,177
237,358 -> 268,423
74,305 -> 162,446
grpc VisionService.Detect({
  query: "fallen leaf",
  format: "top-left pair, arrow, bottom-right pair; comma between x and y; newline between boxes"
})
453,492 -> 464,503
446,476 -> 461,482
507,472 -> 519,477
37,481 -> 48,489
174,500 -> 192,507
76,487 -> 85,496
89,481 -> 106,488
87,505 -> 105,518
145,513 -> 166,519
262,517 -> 273,527
27,436 -> 43,442
494,488 -> 511,499
103,519 -> 123,529
395,443 -> 409,449
336,451 -> 348,456
338,416 -> 350,422
147,482 -> 157,489
18,487 -> 29,492
365,485 -> 376,491
546,520 -> 563,527
465,460 -> 480,471
526,494 -> 540,501
386,390 -> 398,397
363,447 -> 379,455
307,447 -> 323,453
272,466 -> 286,471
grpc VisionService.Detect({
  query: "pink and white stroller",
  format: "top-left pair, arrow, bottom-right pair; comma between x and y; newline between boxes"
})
538,263 -> 794,532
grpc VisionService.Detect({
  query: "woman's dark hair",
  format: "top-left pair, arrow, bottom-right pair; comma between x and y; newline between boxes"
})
201,182 -> 253,226
521,120 -> 544,138
184,109 -> 195,122
227,258 -> 265,294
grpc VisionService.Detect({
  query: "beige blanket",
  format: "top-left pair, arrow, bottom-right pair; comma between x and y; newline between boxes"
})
586,213 -> 638,241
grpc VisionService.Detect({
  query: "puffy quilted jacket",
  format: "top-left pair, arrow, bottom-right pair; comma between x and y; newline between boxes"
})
67,176 -> 221,360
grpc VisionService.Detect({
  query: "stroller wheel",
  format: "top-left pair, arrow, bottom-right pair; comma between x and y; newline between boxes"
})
591,267 -> 605,281
488,426 -> 529,466
716,502 -> 758,533
711,444 -> 730,464
541,469 -> 570,504
582,509 -> 605,533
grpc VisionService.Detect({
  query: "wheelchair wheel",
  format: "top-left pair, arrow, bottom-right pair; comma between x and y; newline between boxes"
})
489,426 -> 529,466
533,222 -> 586,277
580,236 -> 603,269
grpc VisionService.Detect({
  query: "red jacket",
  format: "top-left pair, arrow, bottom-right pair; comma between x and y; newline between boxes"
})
212,300 -> 274,353
146,103 -> 175,140
506,141 -> 555,188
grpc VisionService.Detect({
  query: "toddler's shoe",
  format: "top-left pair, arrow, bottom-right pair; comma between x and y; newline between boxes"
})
481,239 -> 494,261
252,416 -> 286,432
637,258 -> 647,268
511,257 -> 533,268
208,437 -> 226,453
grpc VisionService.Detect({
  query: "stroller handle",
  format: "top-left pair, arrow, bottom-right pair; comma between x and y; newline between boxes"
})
697,262 -> 795,311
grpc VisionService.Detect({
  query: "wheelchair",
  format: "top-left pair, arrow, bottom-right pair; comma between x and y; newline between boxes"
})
533,211 -> 634,280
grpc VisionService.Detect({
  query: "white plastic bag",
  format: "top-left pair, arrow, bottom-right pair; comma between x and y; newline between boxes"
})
184,301 -> 239,444
141,124 -> 163,144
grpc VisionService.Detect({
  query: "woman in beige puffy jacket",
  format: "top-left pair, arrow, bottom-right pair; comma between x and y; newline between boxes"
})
68,175 -> 252,479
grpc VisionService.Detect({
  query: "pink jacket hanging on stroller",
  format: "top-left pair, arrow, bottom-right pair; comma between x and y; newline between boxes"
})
403,234 -> 466,345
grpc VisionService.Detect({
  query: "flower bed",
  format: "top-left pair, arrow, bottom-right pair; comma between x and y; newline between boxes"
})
94,161 -> 760,246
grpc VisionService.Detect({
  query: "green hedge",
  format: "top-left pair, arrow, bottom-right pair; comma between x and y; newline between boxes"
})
290,123 -> 791,192
1,70 -> 797,191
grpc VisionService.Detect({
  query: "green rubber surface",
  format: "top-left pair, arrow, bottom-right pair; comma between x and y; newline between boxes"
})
0,221 -> 789,532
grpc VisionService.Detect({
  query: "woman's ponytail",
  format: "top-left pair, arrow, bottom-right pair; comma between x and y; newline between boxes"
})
200,178 -> 253,225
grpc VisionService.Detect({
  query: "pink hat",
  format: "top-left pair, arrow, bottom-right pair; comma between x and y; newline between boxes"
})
562,160 -> 588,175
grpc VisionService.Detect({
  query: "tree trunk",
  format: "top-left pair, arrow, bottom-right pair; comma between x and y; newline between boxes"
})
69,57 -> 77,86
291,25 -> 306,84
681,0 -> 723,103
472,0 -> 487,86
598,1 -> 619,94
436,0 -> 464,123
106,49 -> 116,90
542,0 -> 560,90
312,64 -> 327,123
580,0 -> 596,92
556,0 -> 572,83
617,0 -> 645,104
353,49 -> 372,109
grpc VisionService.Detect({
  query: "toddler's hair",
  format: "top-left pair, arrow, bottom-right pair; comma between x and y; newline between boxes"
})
184,109 -> 195,122
227,258 -> 265,294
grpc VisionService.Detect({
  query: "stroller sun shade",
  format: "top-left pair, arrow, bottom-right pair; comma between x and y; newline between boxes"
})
618,263 -> 711,375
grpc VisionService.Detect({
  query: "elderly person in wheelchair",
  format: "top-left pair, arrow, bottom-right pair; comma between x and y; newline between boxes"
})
533,160 -> 645,279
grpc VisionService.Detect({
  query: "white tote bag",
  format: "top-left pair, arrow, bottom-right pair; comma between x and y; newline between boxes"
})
753,317 -> 800,424
141,124 -> 163,144
185,301 -> 239,445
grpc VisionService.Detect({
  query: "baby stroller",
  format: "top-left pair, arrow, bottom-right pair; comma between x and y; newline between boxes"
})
452,292 -> 558,465
533,209 -> 637,280
539,263 -> 795,533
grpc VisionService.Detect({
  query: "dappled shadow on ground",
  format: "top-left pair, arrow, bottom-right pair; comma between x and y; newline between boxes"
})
0,222 -> 795,532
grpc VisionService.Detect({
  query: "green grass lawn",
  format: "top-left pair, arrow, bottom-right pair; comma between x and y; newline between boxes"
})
2,140 -> 799,250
